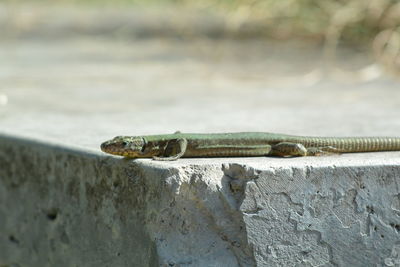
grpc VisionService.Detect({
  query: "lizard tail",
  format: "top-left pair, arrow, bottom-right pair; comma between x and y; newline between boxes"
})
295,136 -> 400,153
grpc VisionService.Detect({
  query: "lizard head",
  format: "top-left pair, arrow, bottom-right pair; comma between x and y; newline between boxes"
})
101,136 -> 147,157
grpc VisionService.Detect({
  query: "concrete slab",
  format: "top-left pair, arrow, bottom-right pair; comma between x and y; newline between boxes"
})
1,7 -> 400,266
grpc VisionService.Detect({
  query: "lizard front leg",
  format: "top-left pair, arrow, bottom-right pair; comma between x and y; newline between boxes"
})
153,138 -> 188,161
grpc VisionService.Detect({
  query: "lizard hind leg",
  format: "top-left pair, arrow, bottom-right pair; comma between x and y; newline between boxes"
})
153,138 -> 188,161
270,142 -> 307,157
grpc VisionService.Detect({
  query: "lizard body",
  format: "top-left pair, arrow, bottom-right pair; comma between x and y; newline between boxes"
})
100,132 -> 400,160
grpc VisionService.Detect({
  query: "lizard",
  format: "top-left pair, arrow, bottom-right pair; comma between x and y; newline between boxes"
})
100,132 -> 400,161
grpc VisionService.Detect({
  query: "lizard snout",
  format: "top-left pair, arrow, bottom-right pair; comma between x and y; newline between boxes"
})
100,140 -> 111,152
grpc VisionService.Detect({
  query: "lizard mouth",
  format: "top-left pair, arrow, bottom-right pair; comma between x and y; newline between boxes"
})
100,136 -> 147,157
100,141 -> 119,154
100,138 -> 126,155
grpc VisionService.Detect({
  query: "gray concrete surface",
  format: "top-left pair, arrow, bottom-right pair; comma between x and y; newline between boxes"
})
1,5 -> 400,266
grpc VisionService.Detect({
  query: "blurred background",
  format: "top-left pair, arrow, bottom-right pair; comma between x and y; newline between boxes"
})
1,0 -> 400,146
2,0 -> 399,72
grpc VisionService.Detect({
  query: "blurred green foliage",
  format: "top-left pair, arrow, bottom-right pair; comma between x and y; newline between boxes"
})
4,0 -> 399,73
16,0 -> 397,42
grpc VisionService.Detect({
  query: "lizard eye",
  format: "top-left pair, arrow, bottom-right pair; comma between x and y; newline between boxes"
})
121,141 -> 128,146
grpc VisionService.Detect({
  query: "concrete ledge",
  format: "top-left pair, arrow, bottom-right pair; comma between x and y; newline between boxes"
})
1,135 -> 400,266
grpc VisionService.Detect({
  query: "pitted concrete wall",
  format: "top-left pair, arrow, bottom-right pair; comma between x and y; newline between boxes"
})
1,135 -> 400,266
227,163 -> 400,266
0,136 -> 159,267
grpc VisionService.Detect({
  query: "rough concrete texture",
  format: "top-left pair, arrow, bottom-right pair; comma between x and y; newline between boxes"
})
1,4 -> 400,267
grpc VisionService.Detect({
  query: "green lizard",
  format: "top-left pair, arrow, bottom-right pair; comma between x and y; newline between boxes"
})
100,132 -> 400,161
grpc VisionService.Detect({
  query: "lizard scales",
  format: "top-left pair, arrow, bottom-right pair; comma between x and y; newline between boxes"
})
101,132 -> 400,160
